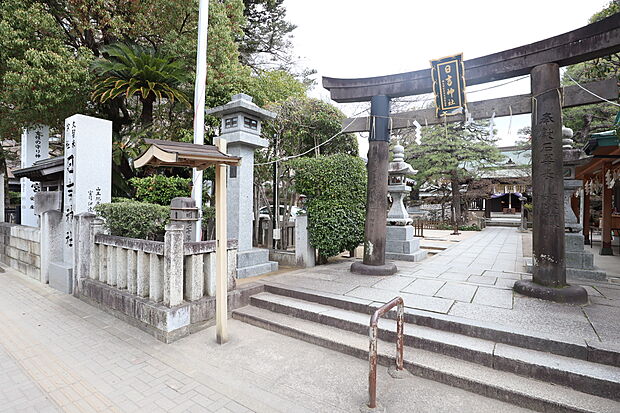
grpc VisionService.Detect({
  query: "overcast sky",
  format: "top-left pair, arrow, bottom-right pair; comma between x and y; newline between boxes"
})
283,0 -> 611,152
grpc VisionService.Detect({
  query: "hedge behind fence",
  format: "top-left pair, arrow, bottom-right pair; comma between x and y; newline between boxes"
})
129,175 -> 191,206
292,154 -> 367,263
95,201 -> 169,240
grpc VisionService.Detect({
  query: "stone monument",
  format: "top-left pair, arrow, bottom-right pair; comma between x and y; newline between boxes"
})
385,144 -> 427,262
170,197 -> 199,242
206,94 -> 278,278
49,114 -> 112,294
21,125 -> 50,227
562,127 -> 606,280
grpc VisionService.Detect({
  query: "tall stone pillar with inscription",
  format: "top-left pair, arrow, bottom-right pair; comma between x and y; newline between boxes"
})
351,95 -> 398,275
48,114 -> 112,294
20,125 -> 50,227
514,64 -> 587,304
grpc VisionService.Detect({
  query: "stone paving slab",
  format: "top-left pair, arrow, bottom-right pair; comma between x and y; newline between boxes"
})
472,287 -> 514,309
401,279 -> 445,296
436,282 -> 478,302
0,267 -> 533,413
262,227 -> 620,346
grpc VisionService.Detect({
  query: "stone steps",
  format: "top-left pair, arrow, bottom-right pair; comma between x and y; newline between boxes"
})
261,283 -> 620,366
485,220 -> 521,227
232,283 -> 620,411
233,305 -> 620,413
236,248 -> 278,279
236,261 -> 278,279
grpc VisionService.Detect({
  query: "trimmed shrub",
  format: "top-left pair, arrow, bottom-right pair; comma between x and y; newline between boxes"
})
291,154 -> 367,263
95,201 -> 170,240
129,175 -> 191,206
437,223 -> 482,231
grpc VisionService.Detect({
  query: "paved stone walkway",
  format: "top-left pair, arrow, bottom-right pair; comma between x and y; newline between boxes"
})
0,266 -> 528,413
265,227 -> 620,345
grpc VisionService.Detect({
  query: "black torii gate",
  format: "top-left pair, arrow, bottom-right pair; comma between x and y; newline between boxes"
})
323,13 -> 620,303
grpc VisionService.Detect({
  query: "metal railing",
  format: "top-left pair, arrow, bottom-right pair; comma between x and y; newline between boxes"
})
367,296 -> 404,410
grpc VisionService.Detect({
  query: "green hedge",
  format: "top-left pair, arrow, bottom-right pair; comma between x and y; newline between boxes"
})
129,175 -> 191,206
437,223 -> 482,231
95,201 -> 170,240
292,154 -> 367,262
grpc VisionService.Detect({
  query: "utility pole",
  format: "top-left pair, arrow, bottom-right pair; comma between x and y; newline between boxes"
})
191,0 -> 209,241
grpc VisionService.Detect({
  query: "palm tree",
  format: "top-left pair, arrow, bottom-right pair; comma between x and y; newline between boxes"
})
92,43 -> 190,126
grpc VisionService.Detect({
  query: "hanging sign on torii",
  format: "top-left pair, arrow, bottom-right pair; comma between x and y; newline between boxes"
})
430,53 -> 467,117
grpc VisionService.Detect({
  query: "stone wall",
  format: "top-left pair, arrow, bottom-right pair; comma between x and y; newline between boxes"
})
0,223 -> 40,280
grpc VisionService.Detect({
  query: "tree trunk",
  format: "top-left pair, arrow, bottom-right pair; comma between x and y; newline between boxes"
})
317,252 -> 328,265
140,95 -> 155,126
451,174 -> 461,227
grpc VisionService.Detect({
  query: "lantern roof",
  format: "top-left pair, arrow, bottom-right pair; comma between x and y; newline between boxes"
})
206,93 -> 276,120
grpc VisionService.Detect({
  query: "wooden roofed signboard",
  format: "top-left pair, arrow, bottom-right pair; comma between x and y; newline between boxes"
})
133,139 -> 241,170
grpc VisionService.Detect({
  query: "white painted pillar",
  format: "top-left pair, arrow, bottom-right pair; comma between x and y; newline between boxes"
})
215,138 -> 228,344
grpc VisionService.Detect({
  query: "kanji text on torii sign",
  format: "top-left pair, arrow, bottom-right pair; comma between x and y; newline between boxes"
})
430,53 -> 467,117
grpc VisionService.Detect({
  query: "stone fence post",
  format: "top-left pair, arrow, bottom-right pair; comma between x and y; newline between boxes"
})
88,218 -> 105,281
73,212 -> 96,294
35,191 -> 63,284
295,215 -> 315,268
164,224 -> 184,306
40,210 -> 63,284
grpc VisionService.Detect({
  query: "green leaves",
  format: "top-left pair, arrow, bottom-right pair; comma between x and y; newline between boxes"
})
96,201 -> 170,240
407,121 -> 503,185
129,175 -> 192,206
291,154 -> 367,261
91,42 -> 191,124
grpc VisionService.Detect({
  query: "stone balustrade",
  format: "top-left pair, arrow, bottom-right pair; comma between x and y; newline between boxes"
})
91,225 -> 238,308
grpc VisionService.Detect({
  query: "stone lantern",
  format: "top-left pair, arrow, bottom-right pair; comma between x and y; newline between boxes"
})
385,144 -> 427,262
562,127 -> 605,280
206,93 -> 278,278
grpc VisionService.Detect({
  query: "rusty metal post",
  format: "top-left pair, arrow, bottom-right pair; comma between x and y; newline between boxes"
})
366,297 -> 404,410
396,302 -> 404,371
368,323 -> 379,409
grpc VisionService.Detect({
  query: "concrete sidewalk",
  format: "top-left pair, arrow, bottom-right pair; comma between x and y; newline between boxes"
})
262,227 -> 620,346
0,266 -> 529,413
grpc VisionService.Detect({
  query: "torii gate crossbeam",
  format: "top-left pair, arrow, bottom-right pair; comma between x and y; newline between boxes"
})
324,13 -> 620,303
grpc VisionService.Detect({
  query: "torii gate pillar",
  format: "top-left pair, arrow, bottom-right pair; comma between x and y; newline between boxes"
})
351,95 -> 397,275
514,63 -> 587,303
